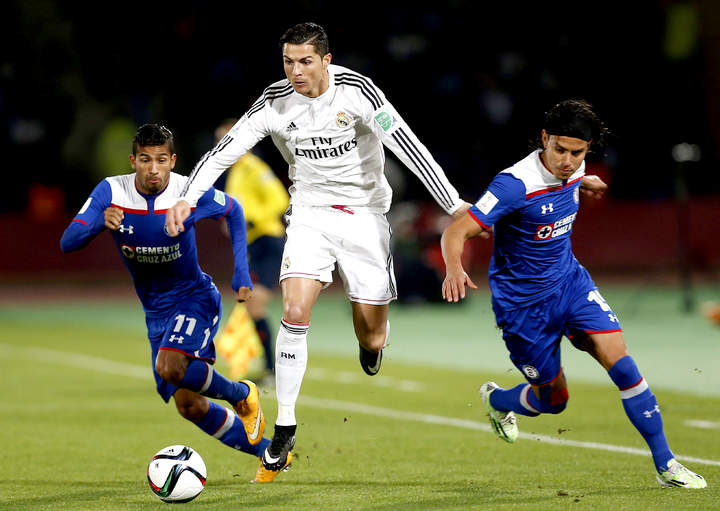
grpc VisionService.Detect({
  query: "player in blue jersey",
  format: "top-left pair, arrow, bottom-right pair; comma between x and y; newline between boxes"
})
60,124 -> 287,483
440,100 -> 706,489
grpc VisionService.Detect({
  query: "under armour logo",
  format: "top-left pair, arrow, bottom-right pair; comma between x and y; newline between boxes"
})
541,203 -> 554,215
285,122 -> 298,133
118,224 -> 134,234
643,405 -> 661,418
168,334 -> 184,344
608,314 -> 618,323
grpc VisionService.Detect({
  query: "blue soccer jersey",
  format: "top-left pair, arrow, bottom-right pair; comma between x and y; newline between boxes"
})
469,150 -> 585,309
60,172 -> 252,315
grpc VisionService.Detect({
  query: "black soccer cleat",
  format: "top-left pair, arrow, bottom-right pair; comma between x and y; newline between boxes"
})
359,345 -> 382,376
262,424 -> 296,471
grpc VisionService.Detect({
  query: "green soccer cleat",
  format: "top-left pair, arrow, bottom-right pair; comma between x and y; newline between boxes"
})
480,382 -> 518,443
656,459 -> 707,488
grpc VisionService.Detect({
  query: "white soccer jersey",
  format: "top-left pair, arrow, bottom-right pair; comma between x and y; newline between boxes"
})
181,64 -> 463,214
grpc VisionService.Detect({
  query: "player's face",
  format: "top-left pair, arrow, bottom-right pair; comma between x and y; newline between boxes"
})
282,43 -> 331,98
130,143 -> 176,195
540,130 -> 590,180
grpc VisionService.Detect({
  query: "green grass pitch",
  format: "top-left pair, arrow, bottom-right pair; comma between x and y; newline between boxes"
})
0,283 -> 719,510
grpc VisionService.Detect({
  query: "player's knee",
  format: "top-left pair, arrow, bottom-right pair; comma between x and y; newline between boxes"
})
174,395 -> 207,420
156,359 -> 186,386
545,389 -> 569,414
283,304 -> 310,324
532,387 -> 569,414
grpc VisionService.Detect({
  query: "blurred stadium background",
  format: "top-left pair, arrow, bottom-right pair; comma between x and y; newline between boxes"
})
0,0 -> 716,313
2,1 -> 719,301
2,2 -> 720,508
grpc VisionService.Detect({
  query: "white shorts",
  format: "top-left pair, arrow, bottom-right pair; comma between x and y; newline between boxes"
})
280,205 -> 397,305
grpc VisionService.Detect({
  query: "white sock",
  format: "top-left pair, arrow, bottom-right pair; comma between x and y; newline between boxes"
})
274,318 -> 309,426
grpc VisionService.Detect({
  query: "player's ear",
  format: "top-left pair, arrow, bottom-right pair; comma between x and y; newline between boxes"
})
323,53 -> 332,68
170,154 -> 177,169
129,154 -> 136,170
541,130 -> 549,149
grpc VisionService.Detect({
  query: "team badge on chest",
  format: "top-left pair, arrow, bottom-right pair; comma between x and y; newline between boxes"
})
336,111 -> 350,128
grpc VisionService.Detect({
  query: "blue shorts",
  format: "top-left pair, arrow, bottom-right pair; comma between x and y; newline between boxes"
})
146,286 -> 222,402
248,235 -> 284,289
492,264 -> 622,385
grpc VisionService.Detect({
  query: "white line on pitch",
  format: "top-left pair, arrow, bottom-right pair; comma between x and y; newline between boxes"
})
2,342 -> 719,468
685,420 -> 720,430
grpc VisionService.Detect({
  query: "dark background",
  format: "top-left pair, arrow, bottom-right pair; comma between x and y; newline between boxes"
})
2,0 -> 719,288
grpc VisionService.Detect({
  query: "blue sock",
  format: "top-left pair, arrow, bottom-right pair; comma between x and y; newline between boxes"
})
181,359 -> 249,405
254,317 -> 274,372
193,401 -> 270,456
608,356 -> 674,472
490,383 -> 540,417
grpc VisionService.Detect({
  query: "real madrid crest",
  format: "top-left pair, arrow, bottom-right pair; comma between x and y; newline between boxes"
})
336,111 -> 350,128
282,257 -> 291,271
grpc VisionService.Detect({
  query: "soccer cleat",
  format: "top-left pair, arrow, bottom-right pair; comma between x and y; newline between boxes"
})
359,346 -> 382,376
253,452 -> 292,483
234,380 -> 265,445
656,459 -> 707,488
262,424 -> 296,471
480,381 -> 518,443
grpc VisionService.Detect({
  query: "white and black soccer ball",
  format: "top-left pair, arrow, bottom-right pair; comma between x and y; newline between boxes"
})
147,445 -> 207,503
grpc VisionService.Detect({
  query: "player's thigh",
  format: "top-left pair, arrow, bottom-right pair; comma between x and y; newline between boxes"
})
160,289 -> 223,361
280,207 -> 337,285
565,273 -> 625,369
280,277 -> 323,324
335,213 -> 397,305
493,296 -> 565,386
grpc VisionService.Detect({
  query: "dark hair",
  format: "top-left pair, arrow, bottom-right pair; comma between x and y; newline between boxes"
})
132,124 -> 175,155
541,99 -> 608,150
279,22 -> 329,56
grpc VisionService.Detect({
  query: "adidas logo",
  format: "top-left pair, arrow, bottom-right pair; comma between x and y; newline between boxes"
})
285,122 -> 298,133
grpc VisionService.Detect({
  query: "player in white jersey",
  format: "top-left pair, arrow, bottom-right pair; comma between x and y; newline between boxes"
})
165,22 -> 469,476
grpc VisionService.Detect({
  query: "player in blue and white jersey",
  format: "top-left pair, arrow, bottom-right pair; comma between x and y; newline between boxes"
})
441,101 -> 705,488
60,124 -> 284,483
164,22 -> 471,475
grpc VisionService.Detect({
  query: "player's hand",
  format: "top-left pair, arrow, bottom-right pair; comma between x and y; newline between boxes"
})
104,207 -> 124,230
442,268 -> 478,302
236,286 -> 252,303
580,175 -> 607,199
166,200 -> 191,236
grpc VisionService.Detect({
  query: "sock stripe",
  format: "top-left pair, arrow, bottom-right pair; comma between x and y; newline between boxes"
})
281,319 -> 309,335
619,378 -> 649,400
211,408 -> 235,439
199,362 -> 213,393
519,384 -> 540,414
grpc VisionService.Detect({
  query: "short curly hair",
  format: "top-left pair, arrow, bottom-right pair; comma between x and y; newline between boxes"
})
132,124 -> 175,155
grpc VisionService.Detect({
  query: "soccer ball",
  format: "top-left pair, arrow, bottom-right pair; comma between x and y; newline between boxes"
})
147,445 -> 207,503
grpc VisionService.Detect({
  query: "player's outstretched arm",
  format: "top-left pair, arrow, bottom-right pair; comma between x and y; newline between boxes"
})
60,182 -> 112,253
165,200 -> 191,236
441,213 -> 486,302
